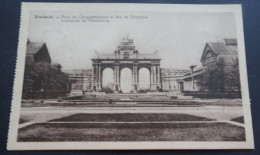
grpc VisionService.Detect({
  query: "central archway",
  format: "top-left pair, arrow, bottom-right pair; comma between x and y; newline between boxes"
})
139,68 -> 150,90
120,68 -> 132,93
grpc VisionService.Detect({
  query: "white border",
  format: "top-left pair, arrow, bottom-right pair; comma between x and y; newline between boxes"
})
7,3 -> 254,150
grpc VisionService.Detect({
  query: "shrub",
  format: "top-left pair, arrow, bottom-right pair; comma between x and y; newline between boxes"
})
138,89 -> 151,93
102,87 -> 114,94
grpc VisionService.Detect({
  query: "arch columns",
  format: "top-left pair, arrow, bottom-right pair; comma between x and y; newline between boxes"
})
113,65 -> 121,92
150,65 -> 161,90
132,65 -> 139,92
91,61 -> 161,93
91,64 -> 102,92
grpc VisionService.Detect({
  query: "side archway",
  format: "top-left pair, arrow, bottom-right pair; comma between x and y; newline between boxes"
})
102,68 -> 114,93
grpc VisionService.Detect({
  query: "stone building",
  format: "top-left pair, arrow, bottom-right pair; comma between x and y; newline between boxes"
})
161,68 -> 189,91
181,38 -> 238,91
26,40 -> 51,64
200,38 -> 238,67
63,38 -> 239,94
91,37 -> 161,92
181,67 -> 205,91
63,69 -> 92,95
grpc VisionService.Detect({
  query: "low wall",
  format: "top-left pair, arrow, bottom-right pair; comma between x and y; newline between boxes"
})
22,91 -> 69,99
183,91 -> 241,99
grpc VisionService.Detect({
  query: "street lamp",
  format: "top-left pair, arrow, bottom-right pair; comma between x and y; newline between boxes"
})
168,69 -> 171,91
190,65 -> 197,90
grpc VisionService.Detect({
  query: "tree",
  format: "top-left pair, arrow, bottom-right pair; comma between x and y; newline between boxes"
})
23,62 -> 50,93
224,58 -> 241,91
46,63 -> 69,91
197,58 -> 240,92
22,62 -> 69,98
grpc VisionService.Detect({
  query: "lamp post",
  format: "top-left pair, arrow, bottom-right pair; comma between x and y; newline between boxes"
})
168,69 -> 171,91
190,65 -> 197,90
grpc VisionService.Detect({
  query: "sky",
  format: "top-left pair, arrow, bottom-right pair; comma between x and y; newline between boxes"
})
28,11 -> 237,70
28,11 -> 237,92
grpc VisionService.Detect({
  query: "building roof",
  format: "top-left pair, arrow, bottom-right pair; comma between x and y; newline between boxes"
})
26,42 -> 46,55
93,52 -> 160,59
207,42 -> 237,55
223,38 -> 237,45
200,39 -> 238,62
161,68 -> 190,77
63,69 -> 92,76
183,67 -> 205,79
161,68 -> 189,73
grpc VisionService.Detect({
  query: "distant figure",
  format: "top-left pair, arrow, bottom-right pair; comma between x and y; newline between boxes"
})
109,99 -> 113,104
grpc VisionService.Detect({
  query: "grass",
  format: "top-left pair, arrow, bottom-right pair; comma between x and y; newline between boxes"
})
50,113 -> 214,122
231,116 -> 244,124
17,122 -> 245,142
19,118 -> 29,124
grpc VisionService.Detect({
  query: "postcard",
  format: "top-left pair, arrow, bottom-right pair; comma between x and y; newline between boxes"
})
7,3 -> 254,150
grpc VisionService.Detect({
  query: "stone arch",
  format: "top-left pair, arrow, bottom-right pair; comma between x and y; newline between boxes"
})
102,67 -> 114,91
101,65 -> 114,72
119,65 -> 133,73
138,65 -> 151,72
138,67 -> 150,90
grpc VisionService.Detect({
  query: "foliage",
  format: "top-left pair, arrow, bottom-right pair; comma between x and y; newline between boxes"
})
197,59 -> 240,92
138,89 -> 151,93
102,86 -> 114,94
23,62 -> 69,96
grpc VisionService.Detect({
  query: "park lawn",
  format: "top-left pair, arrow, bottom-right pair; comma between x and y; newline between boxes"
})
19,118 -> 29,124
18,122 -> 245,142
50,113 -> 214,122
231,116 -> 244,124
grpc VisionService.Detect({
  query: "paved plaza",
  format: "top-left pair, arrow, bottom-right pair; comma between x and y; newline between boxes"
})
19,99 -> 244,125
17,99 -> 245,141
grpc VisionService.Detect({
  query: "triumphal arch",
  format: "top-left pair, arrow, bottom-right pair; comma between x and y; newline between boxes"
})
91,37 -> 161,92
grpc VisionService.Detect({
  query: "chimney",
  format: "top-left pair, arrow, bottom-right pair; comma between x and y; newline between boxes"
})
223,38 -> 237,45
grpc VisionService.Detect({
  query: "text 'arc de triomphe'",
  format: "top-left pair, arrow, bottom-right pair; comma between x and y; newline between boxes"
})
91,37 -> 161,92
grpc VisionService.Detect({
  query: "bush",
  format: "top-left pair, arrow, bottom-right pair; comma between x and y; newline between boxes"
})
183,91 -> 241,99
138,89 -> 151,93
197,59 -> 240,92
102,87 -> 114,94
22,91 -> 68,99
22,62 -> 69,99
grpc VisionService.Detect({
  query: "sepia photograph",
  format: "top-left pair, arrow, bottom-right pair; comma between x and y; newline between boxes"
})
7,3 -> 254,150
